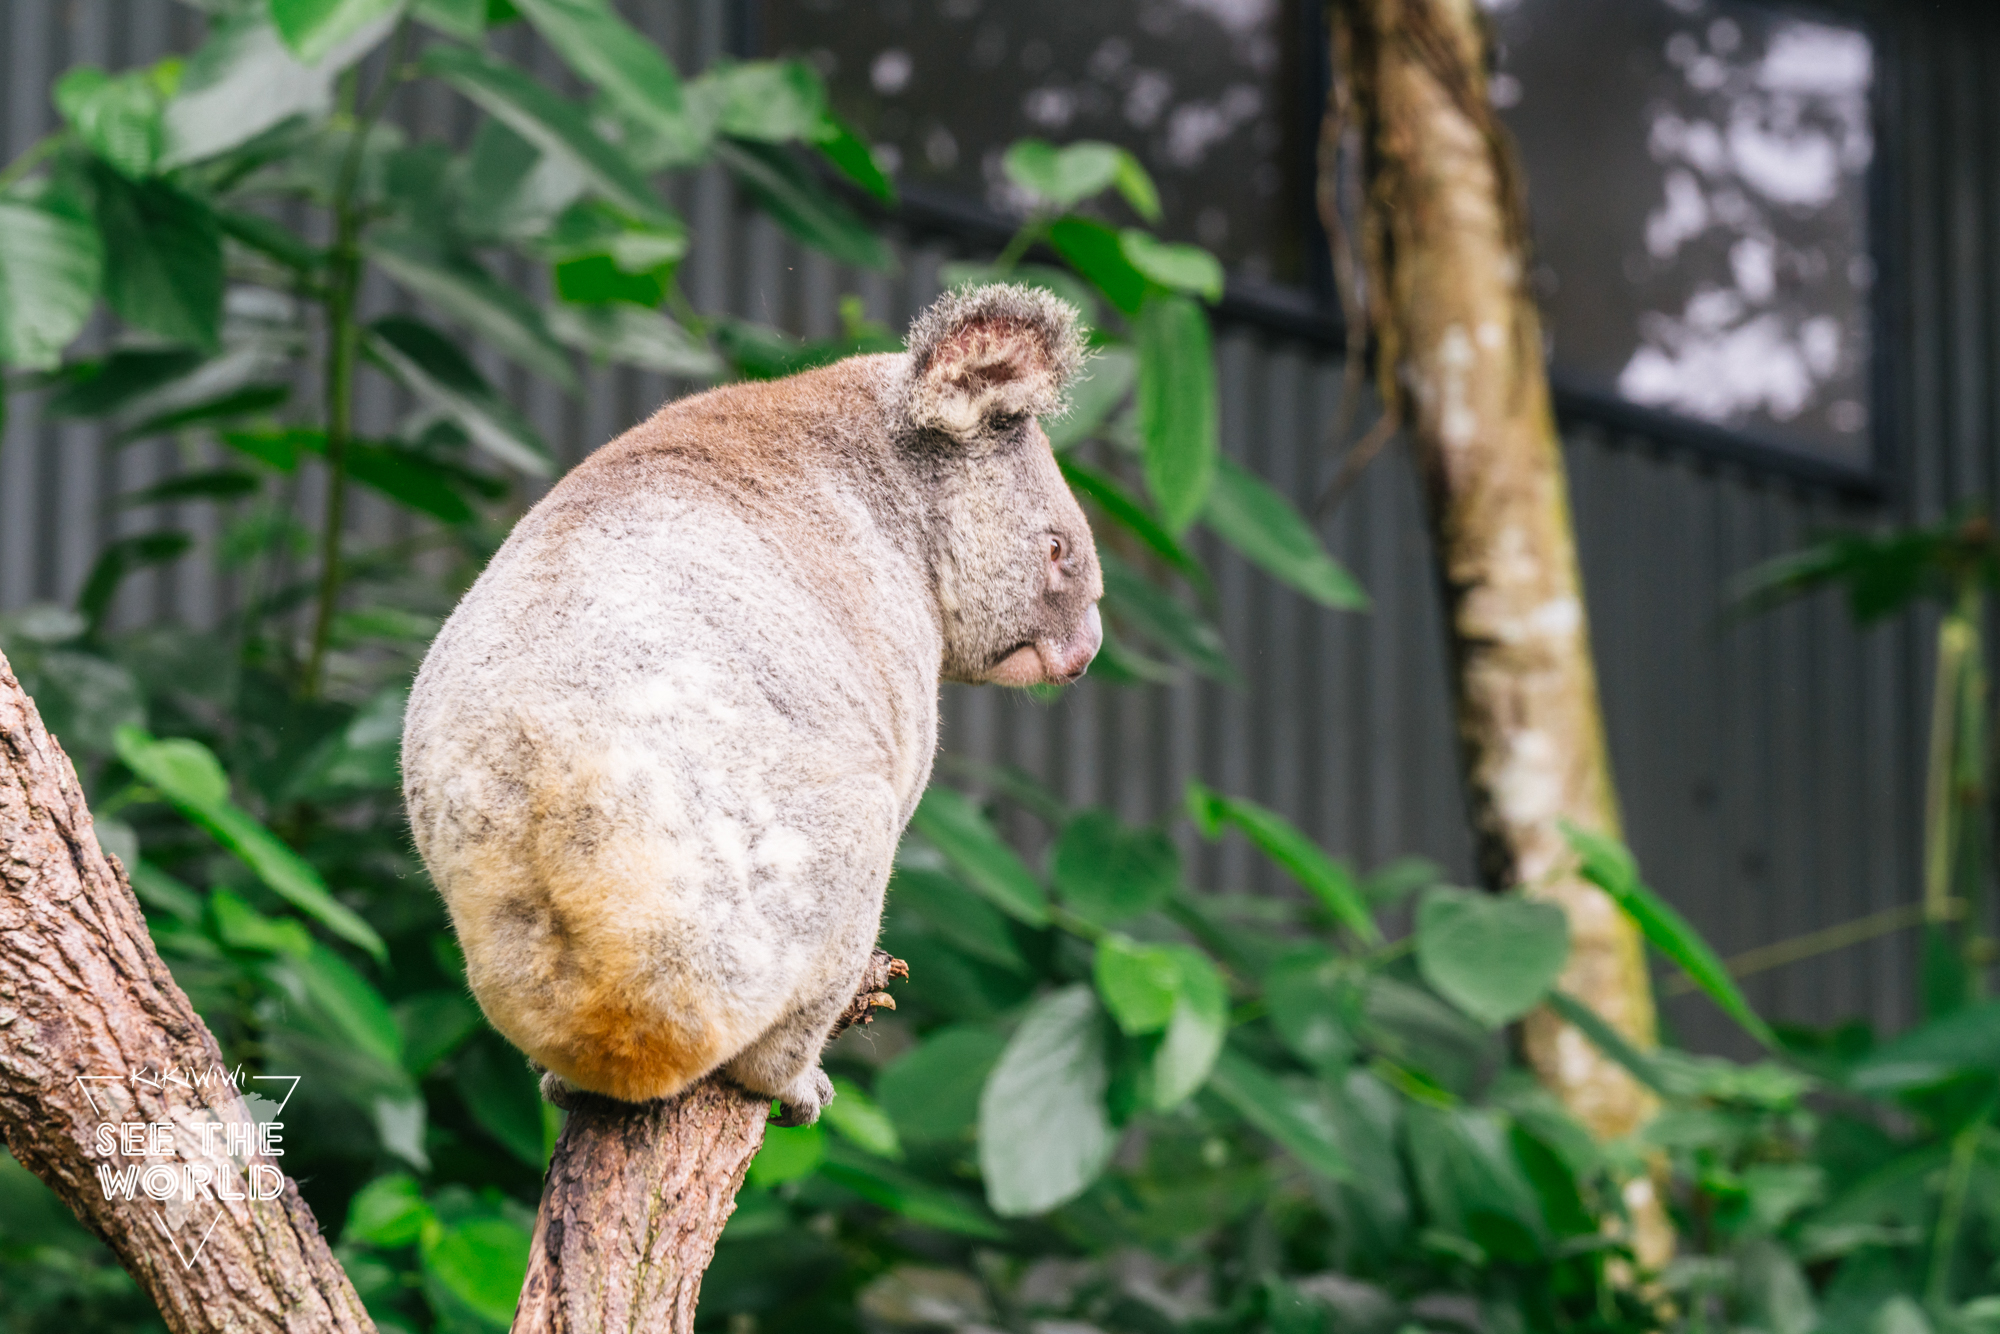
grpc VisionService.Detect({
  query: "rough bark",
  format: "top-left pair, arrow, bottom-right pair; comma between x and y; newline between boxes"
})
0,648 -> 376,1331
1329,0 -> 1670,1265
513,952 -> 906,1333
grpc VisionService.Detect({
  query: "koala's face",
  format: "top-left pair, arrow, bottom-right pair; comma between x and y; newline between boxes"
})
902,285 -> 1104,687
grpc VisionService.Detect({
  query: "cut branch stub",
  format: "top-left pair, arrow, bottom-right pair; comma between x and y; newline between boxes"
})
0,648 -> 375,1332
512,950 -> 906,1333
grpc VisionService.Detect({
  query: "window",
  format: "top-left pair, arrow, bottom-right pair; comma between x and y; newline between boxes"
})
755,0 -> 1321,294
1489,0 -> 1879,476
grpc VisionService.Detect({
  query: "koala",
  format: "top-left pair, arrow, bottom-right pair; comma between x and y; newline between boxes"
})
401,284 -> 1103,1125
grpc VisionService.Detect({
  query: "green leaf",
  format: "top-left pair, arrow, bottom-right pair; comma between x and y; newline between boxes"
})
217,209 -> 321,271
509,0 -> 700,161
823,1077 -> 902,1159
891,867 -> 1027,972
364,316 -> 553,476
716,139 -> 893,272
1203,457 -> 1369,610
220,427 -> 308,471
0,193 -> 102,371
1119,230 -> 1223,302
114,725 -> 387,961
395,990 -> 484,1076
365,233 -> 577,390
747,1120 -> 823,1187
907,787 -> 1048,926
1848,999 -> 2000,1093
129,860 -> 204,922
1045,346 -> 1131,448
458,119 -> 587,241
1543,990 -> 1669,1097
413,0 -> 489,40
1059,459 -> 1207,593
1402,1104 -> 1547,1260
1186,781 -> 1379,942
209,888 -> 314,956
694,60 -> 826,142
423,1216 -> 531,1326
978,985 -> 1114,1217
421,44 -> 672,226
40,348 -> 203,419
1112,152 -> 1162,223
1093,934 -> 1181,1035
1153,947 -> 1227,1110
454,1038 -> 546,1167
90,163 -> 223,348
547,302 -> 723,378
55,66 -> 165,178
818,1146 -> 1006,1238
117,383 -> 290,443
814,114 -> 895,204
1002,139 -> 1126,209
1051,809 -> 1180,928
877,1025 -> 1006,1144
272,939 -> 404,1069
1136,292 -> 1217,533
1206,1047 -> 1350,1179
1099,550 -> 1233,682
77,531 -> 193,631
1265,947 -> 1360,1073
1563,822 -> 1777,1049
269,0 -> 400,66
160,13 -> 378,168
1047,216 -> 1148,315
1415,887 -> 1570,1028
344,1173 -> 431,1247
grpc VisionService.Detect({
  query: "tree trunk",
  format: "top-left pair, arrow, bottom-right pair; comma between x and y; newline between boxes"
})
1328,0 -> 1671,1265
0,648 -> 375,1331
0,645 -> 901,1330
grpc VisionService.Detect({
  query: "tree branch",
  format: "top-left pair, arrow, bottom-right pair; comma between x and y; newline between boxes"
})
0,647 -> 375,1332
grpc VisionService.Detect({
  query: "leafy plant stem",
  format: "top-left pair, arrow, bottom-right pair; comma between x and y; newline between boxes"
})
304,17 -> 412,698
1926,1096 -> 1995,1306
992,217 -> 1048,274
0,132 -> 61,193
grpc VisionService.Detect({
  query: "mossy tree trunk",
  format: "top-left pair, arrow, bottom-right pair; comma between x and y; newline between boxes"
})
1326,0 -> 1671,1265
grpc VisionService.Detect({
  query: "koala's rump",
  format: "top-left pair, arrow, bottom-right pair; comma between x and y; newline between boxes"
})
404,497 -> 927,1101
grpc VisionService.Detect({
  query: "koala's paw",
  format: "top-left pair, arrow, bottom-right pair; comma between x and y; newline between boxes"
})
771,1066 -> 835,1127
538,1069 -> 581,1110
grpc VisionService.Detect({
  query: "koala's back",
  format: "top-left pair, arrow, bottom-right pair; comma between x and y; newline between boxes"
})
403,362 -> 940,1102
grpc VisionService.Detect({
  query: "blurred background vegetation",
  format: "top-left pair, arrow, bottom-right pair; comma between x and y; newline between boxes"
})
0,2 -> 1995,1332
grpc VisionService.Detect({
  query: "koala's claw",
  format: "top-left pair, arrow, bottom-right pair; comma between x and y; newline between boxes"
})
772,1066 -> 836,1127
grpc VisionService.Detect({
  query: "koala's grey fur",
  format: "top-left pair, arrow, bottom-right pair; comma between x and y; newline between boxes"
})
402,284 -> 1102,1124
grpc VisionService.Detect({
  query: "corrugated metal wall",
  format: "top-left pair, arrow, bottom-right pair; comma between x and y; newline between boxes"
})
2,0 -> 1991,1053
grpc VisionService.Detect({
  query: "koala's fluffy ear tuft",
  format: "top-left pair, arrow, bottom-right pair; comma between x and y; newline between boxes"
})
904,283 -> 1086,441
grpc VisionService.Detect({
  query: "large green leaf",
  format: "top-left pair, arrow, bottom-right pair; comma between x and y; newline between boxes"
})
509,0 -> 703,162
160,13 -> 378,167
1564,822 -> 1777,1049
891,867 -> 1027,972
365,232 -> 577,390
458,119 -> 588,241
1152,946 -> 1228,1110
0,192 -> 101,371
423,1216 -> 531,1326
422,44 -> 671,226
877,1025 -> 1006,1144
1203,457 -> 1369,610
694,60 -> 826,142
1415,887 -> 1570,1029
1402,1104 -> 1548,1261
978,985 -> 1114,1216
90,164 -> 223,348
1206,1047 -> 1350,1179
1059,459 -> 1207,593
1051,808 -> 1180,928
1186,781 -> 1379,942
822,1077 -> 902,1160
1265,946 -> 1360,1073
1047,216 -> 1148,315
454,1038 -> 546,1167
1120,230 -> 1223,302
364,316 -> 553,476
1003,140 -> 1156,219
1136,292 -> 1217,533
819,1142 -> 1005,1238
907,787 -> 1048,926
1848,999 -> 2000,1093
813,115 -> 895,204
113,725 -> 386,961
1099,550 -> 1233,681
54,66 -> 166,178
547,302 -> 723,378
343,1173 -> 431,1247
269,0 -> 401,66
716,140 -> 893,272
1093,935 -> 1181,1035
269,939 -> 404,1070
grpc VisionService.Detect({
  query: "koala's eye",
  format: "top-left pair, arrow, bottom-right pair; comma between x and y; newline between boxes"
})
1049,536 -> 1065,564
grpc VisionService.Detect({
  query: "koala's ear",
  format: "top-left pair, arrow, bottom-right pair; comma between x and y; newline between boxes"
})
904,283 -> 1086,441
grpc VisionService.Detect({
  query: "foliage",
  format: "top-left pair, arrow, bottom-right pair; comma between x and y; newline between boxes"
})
0,5 -> 1992,1334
